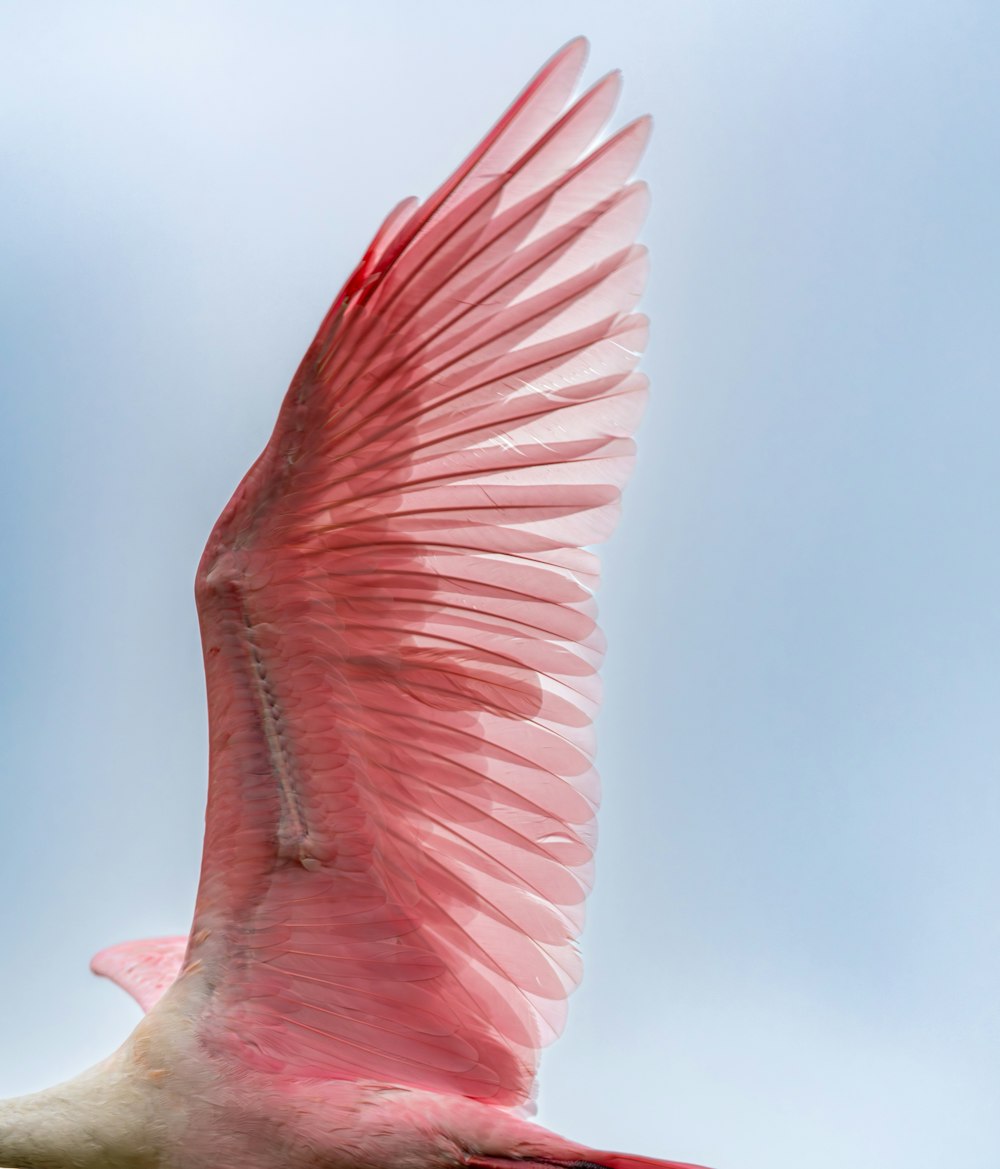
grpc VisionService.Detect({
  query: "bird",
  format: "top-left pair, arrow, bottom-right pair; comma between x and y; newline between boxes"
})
0,39 -> 708,1169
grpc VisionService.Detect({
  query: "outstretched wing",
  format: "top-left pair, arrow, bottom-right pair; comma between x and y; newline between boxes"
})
91,937 -> 186,1012
184,38 -> 650,1108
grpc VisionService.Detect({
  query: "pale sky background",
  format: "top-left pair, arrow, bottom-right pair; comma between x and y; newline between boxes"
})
2,4 -> 999,1168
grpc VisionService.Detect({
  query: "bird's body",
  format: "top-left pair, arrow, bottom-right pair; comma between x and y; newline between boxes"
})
0,973 -> 575,1169
0,970 -> 697,1169
1,40 -> 704,1169
0,974 -> 558,1168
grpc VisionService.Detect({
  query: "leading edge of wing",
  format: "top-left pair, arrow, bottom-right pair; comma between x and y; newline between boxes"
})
185,40 -> 651,1108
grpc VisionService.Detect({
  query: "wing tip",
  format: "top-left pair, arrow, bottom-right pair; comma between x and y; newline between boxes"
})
550,35 -> 590,75
621,114 -> 654,161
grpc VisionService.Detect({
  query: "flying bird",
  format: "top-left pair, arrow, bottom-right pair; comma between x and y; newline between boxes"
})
0,40 -> 707,1169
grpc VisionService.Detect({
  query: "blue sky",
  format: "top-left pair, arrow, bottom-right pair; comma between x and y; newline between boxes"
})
2,4 -> 999,1168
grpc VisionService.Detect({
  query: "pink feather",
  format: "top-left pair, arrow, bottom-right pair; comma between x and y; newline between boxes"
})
178,37 -> 649,1107
90,937 -> 187,1012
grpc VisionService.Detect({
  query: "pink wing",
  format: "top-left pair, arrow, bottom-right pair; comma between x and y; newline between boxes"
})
184,39 -> 650,1108
90,937 -> 187,1012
